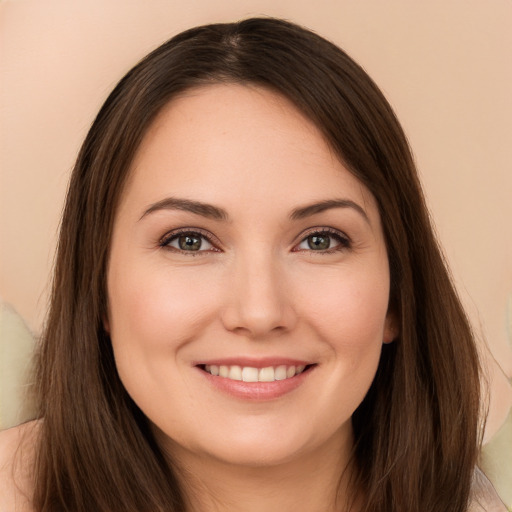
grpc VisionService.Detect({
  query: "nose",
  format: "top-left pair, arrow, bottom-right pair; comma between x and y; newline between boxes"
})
221,252 -> 297,338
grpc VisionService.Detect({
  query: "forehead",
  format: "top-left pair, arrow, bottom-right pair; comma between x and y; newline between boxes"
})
119,83 -> 378,221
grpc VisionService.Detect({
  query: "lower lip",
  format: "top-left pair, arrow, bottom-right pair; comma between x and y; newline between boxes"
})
198,366 -> 314,400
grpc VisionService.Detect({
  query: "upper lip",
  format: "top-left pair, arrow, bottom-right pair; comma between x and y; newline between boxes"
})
194,357 -> 314,368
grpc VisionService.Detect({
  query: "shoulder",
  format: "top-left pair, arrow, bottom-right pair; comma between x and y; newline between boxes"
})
468,466 -> 508,512
0,421 -> 38,512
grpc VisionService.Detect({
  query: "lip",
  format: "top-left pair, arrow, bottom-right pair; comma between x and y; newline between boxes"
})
194,358 -> 316,401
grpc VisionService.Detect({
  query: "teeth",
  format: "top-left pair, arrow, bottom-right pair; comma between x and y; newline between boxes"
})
274,365 -> 287,380
228,366 -> 242,381
258,366 -> 275,382
242,367 -> 259,382
204,364 -> 308,382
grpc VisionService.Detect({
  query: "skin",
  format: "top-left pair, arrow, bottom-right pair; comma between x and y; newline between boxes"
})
107,84 -> 396,511
0,422 -> 37,512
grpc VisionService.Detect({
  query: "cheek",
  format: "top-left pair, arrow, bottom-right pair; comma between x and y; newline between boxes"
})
106,263 -> 222,422
108,262 -> 221,352
296,264 -> 391,347
105,264 -> 225,437
293,264 -> 389,406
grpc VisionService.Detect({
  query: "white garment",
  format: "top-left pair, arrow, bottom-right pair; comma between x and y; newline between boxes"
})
470,466 -> 508,511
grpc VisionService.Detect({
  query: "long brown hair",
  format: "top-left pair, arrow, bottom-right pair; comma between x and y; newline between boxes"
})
33,18 -> 481,511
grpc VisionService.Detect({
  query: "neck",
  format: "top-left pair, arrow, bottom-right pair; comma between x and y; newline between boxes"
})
165,431 -> 360,512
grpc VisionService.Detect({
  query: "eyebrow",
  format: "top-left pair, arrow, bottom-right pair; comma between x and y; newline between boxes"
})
140,197 -> 369,224
290,199 -> 370,223
140,197 -> 229,221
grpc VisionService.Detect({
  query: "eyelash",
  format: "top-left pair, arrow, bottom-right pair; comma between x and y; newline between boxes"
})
293,227 -> 351,254
159,228 -> 219,255
159,227 -> 351,255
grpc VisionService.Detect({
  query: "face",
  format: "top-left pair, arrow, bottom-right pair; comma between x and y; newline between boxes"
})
107,84 -> 396,470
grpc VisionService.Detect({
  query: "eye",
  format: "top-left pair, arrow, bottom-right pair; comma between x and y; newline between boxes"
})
161,230 -> 216,253
295,229 -> 350,252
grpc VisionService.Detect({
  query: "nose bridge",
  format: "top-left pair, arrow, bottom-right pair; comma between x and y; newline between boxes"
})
221,246 -> 294,337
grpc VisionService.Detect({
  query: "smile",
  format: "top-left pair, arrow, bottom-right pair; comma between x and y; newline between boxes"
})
196,359 -> 316,400
203,364 -> 307,382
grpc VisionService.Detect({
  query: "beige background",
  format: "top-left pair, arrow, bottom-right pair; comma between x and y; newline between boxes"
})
1,0 -> 511,436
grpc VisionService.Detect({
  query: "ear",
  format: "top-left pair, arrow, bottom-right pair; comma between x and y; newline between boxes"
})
383,310 -> 399,344
102,308 -> 110,334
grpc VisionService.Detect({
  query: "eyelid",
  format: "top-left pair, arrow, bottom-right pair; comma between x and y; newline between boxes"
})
292,226 -> 351,252
159,227 -> 221,252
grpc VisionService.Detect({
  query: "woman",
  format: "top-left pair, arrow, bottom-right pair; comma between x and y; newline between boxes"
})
0,17 -> 505,511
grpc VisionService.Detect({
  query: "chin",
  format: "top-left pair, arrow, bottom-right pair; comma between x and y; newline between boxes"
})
161,419 -> 350,471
